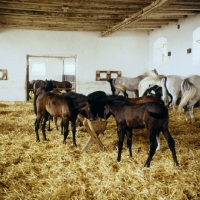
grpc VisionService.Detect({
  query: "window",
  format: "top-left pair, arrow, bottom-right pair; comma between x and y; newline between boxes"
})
32,62 -> 45,75
64,58 -> 75,75
158,44 -> 167,62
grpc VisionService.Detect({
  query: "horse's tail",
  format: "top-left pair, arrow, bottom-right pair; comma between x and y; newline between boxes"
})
107,78 -> 115,95
178,78 -> 197,112
33,93 -> 38,115
107,78 -> 113,85
145,70 -> 162,81
163,77 -> 173,107
147,103 -> 167,118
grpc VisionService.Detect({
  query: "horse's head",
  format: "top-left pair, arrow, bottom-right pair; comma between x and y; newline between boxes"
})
87,91 -> 107,120
103,104 -> 112,120
45,80 -> 54,92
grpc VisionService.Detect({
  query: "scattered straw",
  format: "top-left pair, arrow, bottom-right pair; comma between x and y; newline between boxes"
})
0,100 -> 200,200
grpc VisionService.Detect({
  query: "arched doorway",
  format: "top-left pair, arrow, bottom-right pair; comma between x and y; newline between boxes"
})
153,37 -> 167,74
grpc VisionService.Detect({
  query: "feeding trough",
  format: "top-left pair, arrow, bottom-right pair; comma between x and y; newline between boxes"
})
77,114 -> 107,151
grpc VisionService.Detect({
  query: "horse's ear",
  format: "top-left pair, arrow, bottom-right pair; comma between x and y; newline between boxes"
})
153,69 -> 158,75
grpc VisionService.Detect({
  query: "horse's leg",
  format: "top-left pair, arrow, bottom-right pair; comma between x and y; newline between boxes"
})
172,94 -> 179,113
34,115 -> 43,142
47,115 -> 51,131
126,128 -> 132,157
189,106 -> 194,121
54,117 -> 59,130
161,128 -> 179,166
183,106 -> 189,121
186,97 -> 200,120
144,130 -> 158,167
71,120 -> 77,147
41,115 -> 48,141
123,91 -> 128,98
156,132 -> 160,151
117,125 -> 125,162
60,120 -> 63,135
63,117 -> 69,144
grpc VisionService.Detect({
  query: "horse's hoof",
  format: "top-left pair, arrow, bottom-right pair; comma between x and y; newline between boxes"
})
36,139 -> 40,142
175,162 -> 179,166
144,163 -> 150,168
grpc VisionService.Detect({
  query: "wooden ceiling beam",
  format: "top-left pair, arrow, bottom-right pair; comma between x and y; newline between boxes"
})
0,18 -> 118,26
0,9 -> 127,19
0,8 -> 140,16
101,0 -> 174,37
164,5 -> 200,10
0,23 -> 106,31
0,2 -> 151,11
0,0 -> 154,7
150,10 -> 200,15
139,19 -> 178,22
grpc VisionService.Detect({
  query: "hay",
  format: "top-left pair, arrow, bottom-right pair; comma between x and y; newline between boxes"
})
0,100 -> 200,200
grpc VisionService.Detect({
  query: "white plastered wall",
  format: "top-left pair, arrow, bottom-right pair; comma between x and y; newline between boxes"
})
0,30 -> 149,101
0,14 -> 200,101
148,14 -> 200,76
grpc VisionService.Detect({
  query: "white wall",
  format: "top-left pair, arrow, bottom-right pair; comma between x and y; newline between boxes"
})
148,14 -> 200,76
1,14 -> 200,101
0,29 -> 149,101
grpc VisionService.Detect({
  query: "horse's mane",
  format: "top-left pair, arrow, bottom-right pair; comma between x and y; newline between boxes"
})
88,91 -> 107,103
145,70 -> 165,81
64,91 -> 88,100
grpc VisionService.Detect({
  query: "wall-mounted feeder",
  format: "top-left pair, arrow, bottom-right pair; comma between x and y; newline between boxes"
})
0,69 -> 7,80
96,70 -> 121,81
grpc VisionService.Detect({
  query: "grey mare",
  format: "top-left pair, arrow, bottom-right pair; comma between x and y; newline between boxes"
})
138,73 -> 184,113
107,69 -> 158,97
178,75 -> 200,121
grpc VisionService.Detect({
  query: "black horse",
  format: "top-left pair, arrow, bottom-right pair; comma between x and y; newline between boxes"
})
87,96 -> 179,167
52,80 -> 72,92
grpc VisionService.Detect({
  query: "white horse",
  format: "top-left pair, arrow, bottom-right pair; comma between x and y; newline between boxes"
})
107,69 -> 158,97
178,75 -> 200,121
139,74 -> 184,112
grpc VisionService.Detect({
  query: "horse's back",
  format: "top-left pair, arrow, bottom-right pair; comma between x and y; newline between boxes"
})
34,80 -> 46,89
187,75 -> 200,90
37,92 -> 71,117
113,101 -> 168,127
114,76 -> 144,90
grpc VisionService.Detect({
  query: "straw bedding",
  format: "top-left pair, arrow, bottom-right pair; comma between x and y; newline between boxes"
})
0,100 -> 200,200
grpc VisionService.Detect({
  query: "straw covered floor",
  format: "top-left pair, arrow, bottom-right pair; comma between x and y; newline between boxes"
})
0,99 -> 200,200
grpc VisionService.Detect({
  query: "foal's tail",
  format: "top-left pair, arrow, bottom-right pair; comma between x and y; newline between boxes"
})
163,77 -> 173,107
147,103 -> 167,118
178,78 -> 197,112
33,93 -> 38,115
